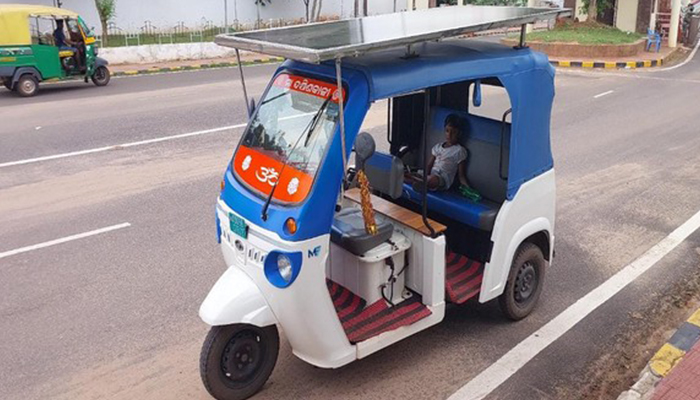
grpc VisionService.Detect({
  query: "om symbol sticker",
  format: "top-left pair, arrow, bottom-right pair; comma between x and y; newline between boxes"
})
255,166 -> 279,186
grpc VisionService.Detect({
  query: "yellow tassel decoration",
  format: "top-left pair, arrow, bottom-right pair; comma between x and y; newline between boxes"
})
356,170 -> 378,235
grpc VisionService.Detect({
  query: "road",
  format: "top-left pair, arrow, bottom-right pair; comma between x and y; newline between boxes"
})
1,47 -> 699,400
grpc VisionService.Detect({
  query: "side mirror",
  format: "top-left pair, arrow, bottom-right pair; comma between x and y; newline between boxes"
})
472,80 -> 482,107
354,131 -> 376,171
249,97 -> 257,117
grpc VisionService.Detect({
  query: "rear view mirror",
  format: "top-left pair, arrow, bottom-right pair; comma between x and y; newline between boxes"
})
249,97 -> 257,117
354,131 -> 376,171
472,80 -> 482,107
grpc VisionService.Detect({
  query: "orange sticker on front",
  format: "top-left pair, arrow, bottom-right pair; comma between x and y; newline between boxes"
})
273,73 -> 345,103
233,145 -> 314,204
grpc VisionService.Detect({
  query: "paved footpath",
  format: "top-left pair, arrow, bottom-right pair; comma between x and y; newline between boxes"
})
653,341 -> 700,399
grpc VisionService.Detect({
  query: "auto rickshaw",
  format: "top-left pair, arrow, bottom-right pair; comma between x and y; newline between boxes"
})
199,6 -> 570,400
0,4 -> 110,97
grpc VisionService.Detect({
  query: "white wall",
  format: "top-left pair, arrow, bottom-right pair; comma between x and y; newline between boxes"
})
615,0 -> 638,32
0,0 -> 407,34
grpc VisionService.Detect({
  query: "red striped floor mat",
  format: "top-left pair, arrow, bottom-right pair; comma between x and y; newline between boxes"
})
445,251 -> 484,304
327,280 -> 432,343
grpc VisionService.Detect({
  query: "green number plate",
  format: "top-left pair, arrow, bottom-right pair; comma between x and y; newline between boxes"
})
229,212 -> 248,239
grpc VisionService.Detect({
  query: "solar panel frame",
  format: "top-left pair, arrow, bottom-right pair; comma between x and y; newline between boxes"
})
215,6 -> 571,63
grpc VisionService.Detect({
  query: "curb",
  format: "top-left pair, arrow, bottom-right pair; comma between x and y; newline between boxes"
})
111,57 -> 284,77
550,58 -> 664,69
617,308 -> 700,400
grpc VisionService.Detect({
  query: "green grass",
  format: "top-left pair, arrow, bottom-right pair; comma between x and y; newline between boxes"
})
524,22 -> 644,45
101,28 -> 225,47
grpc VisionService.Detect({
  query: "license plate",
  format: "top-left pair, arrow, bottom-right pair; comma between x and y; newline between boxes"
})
229,212 -> 248,239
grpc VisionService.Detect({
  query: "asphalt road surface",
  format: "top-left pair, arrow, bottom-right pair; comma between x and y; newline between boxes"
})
1,46 -> 700,400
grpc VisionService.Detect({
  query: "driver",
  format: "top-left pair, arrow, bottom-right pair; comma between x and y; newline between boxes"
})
53,20 -> 76,50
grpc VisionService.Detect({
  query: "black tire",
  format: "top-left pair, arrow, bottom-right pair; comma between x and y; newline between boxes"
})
91,66 -> 111,87
499,242 -> 546,321
200,324 -> 279,400
16,74 -> 38,97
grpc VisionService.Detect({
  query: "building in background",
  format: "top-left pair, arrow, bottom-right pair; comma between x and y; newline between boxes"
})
0,0 -> 407,33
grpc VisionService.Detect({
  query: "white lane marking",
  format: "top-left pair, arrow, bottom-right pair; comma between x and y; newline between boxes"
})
449,208 -> 700,400
0,223 -> 131,260
0,112 -> 315,169
655,40 -> 700,72
594,90 -> 614,99
0,123 -> 245,169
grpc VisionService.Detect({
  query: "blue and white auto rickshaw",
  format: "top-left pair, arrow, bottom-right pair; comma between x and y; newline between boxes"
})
199,6 -> 569,400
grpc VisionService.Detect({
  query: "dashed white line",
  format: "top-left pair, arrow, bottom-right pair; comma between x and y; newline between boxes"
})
0,112 -> 315,169
0,124 -> 246,169
449,208 -> 700,400
0,222 -> 132,260
594,90 -> 614,98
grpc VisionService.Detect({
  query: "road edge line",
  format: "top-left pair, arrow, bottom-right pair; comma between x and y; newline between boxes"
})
448,209 -> 700,400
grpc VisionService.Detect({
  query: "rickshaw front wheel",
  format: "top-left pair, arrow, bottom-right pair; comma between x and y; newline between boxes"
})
499,242 -> 546,321
16,75 -> 38,97
91,66 -> 111,87
200,323 -> 279,400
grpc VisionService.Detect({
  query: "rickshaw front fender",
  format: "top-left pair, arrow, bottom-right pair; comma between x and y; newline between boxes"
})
94,56 -> 109,68
199,266 -> 278,328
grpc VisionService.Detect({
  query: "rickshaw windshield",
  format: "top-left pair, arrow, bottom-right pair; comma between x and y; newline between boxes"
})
233,72 -> 345,204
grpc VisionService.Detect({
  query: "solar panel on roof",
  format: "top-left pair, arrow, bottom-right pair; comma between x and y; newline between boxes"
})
215,6 -> 571,63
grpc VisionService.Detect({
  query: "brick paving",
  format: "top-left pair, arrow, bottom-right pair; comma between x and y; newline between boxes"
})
653,341 -> 700,400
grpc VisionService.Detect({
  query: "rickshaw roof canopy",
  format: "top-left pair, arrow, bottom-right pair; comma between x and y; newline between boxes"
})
0,4 -> 79,46
215,5 -> 571,63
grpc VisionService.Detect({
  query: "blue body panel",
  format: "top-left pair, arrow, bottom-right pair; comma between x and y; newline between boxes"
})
220,40 -> 555,240
220,62 -> 370,241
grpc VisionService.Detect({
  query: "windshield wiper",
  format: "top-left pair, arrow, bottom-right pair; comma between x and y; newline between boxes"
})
261,96 -> 332,221
260,91 -> 288,105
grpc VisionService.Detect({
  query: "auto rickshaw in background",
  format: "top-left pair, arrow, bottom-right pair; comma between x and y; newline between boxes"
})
0,4 -> 110,97
199,5 -> 570,400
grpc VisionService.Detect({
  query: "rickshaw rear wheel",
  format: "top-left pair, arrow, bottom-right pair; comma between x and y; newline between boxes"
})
16,74 -> 38,97
499,242 -> 546,321
200,324 -> 279,400
91,66 -> 111,87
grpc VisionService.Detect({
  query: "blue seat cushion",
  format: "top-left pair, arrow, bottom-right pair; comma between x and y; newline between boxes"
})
402,183 -> 499,231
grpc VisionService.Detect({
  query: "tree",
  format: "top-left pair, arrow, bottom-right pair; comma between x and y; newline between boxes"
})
302,0 -> 310,22
94,0 -> 116,47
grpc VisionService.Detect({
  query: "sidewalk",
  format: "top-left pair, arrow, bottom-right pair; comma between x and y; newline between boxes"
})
652,339 -> 700,399
550,45 -> 681,69
109,52 -> 282,76
619,309 -> 700,400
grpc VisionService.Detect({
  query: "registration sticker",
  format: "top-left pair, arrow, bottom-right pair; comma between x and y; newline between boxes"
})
229,212 -> 248,239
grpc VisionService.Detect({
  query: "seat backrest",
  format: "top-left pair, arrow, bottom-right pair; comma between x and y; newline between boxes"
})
365,152 -> 405,199
418,107 -> 510,203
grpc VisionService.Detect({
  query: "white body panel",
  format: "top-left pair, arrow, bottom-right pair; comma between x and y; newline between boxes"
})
202,198 -> 448,368
199,266 -> 278,327
329,231 -> 410,305
480,170 -> 556,302
212,199 -> 356,368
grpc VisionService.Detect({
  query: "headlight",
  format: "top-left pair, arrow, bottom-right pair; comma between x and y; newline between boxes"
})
277,254 -> 292,282
264,251 -> 302,288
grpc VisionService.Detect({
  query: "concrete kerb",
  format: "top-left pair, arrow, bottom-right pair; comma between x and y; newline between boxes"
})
551,58 -> 664,69
111,57 -> 284,77
617,308 -> 700,400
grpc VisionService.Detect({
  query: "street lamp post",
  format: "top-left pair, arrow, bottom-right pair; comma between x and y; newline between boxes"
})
224,0 -> 229,33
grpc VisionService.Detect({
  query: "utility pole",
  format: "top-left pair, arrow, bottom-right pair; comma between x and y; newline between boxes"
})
224,0 -> 229,33
669,0 -> 681,47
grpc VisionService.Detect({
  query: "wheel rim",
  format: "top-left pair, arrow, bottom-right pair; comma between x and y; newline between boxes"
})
95,68 -> 106,82
514,261 -> 537,304
21,79 -> 35,94
220,329 -> 265,388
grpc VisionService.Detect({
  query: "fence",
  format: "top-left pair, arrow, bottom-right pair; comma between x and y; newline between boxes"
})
95,17 -> 314,47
